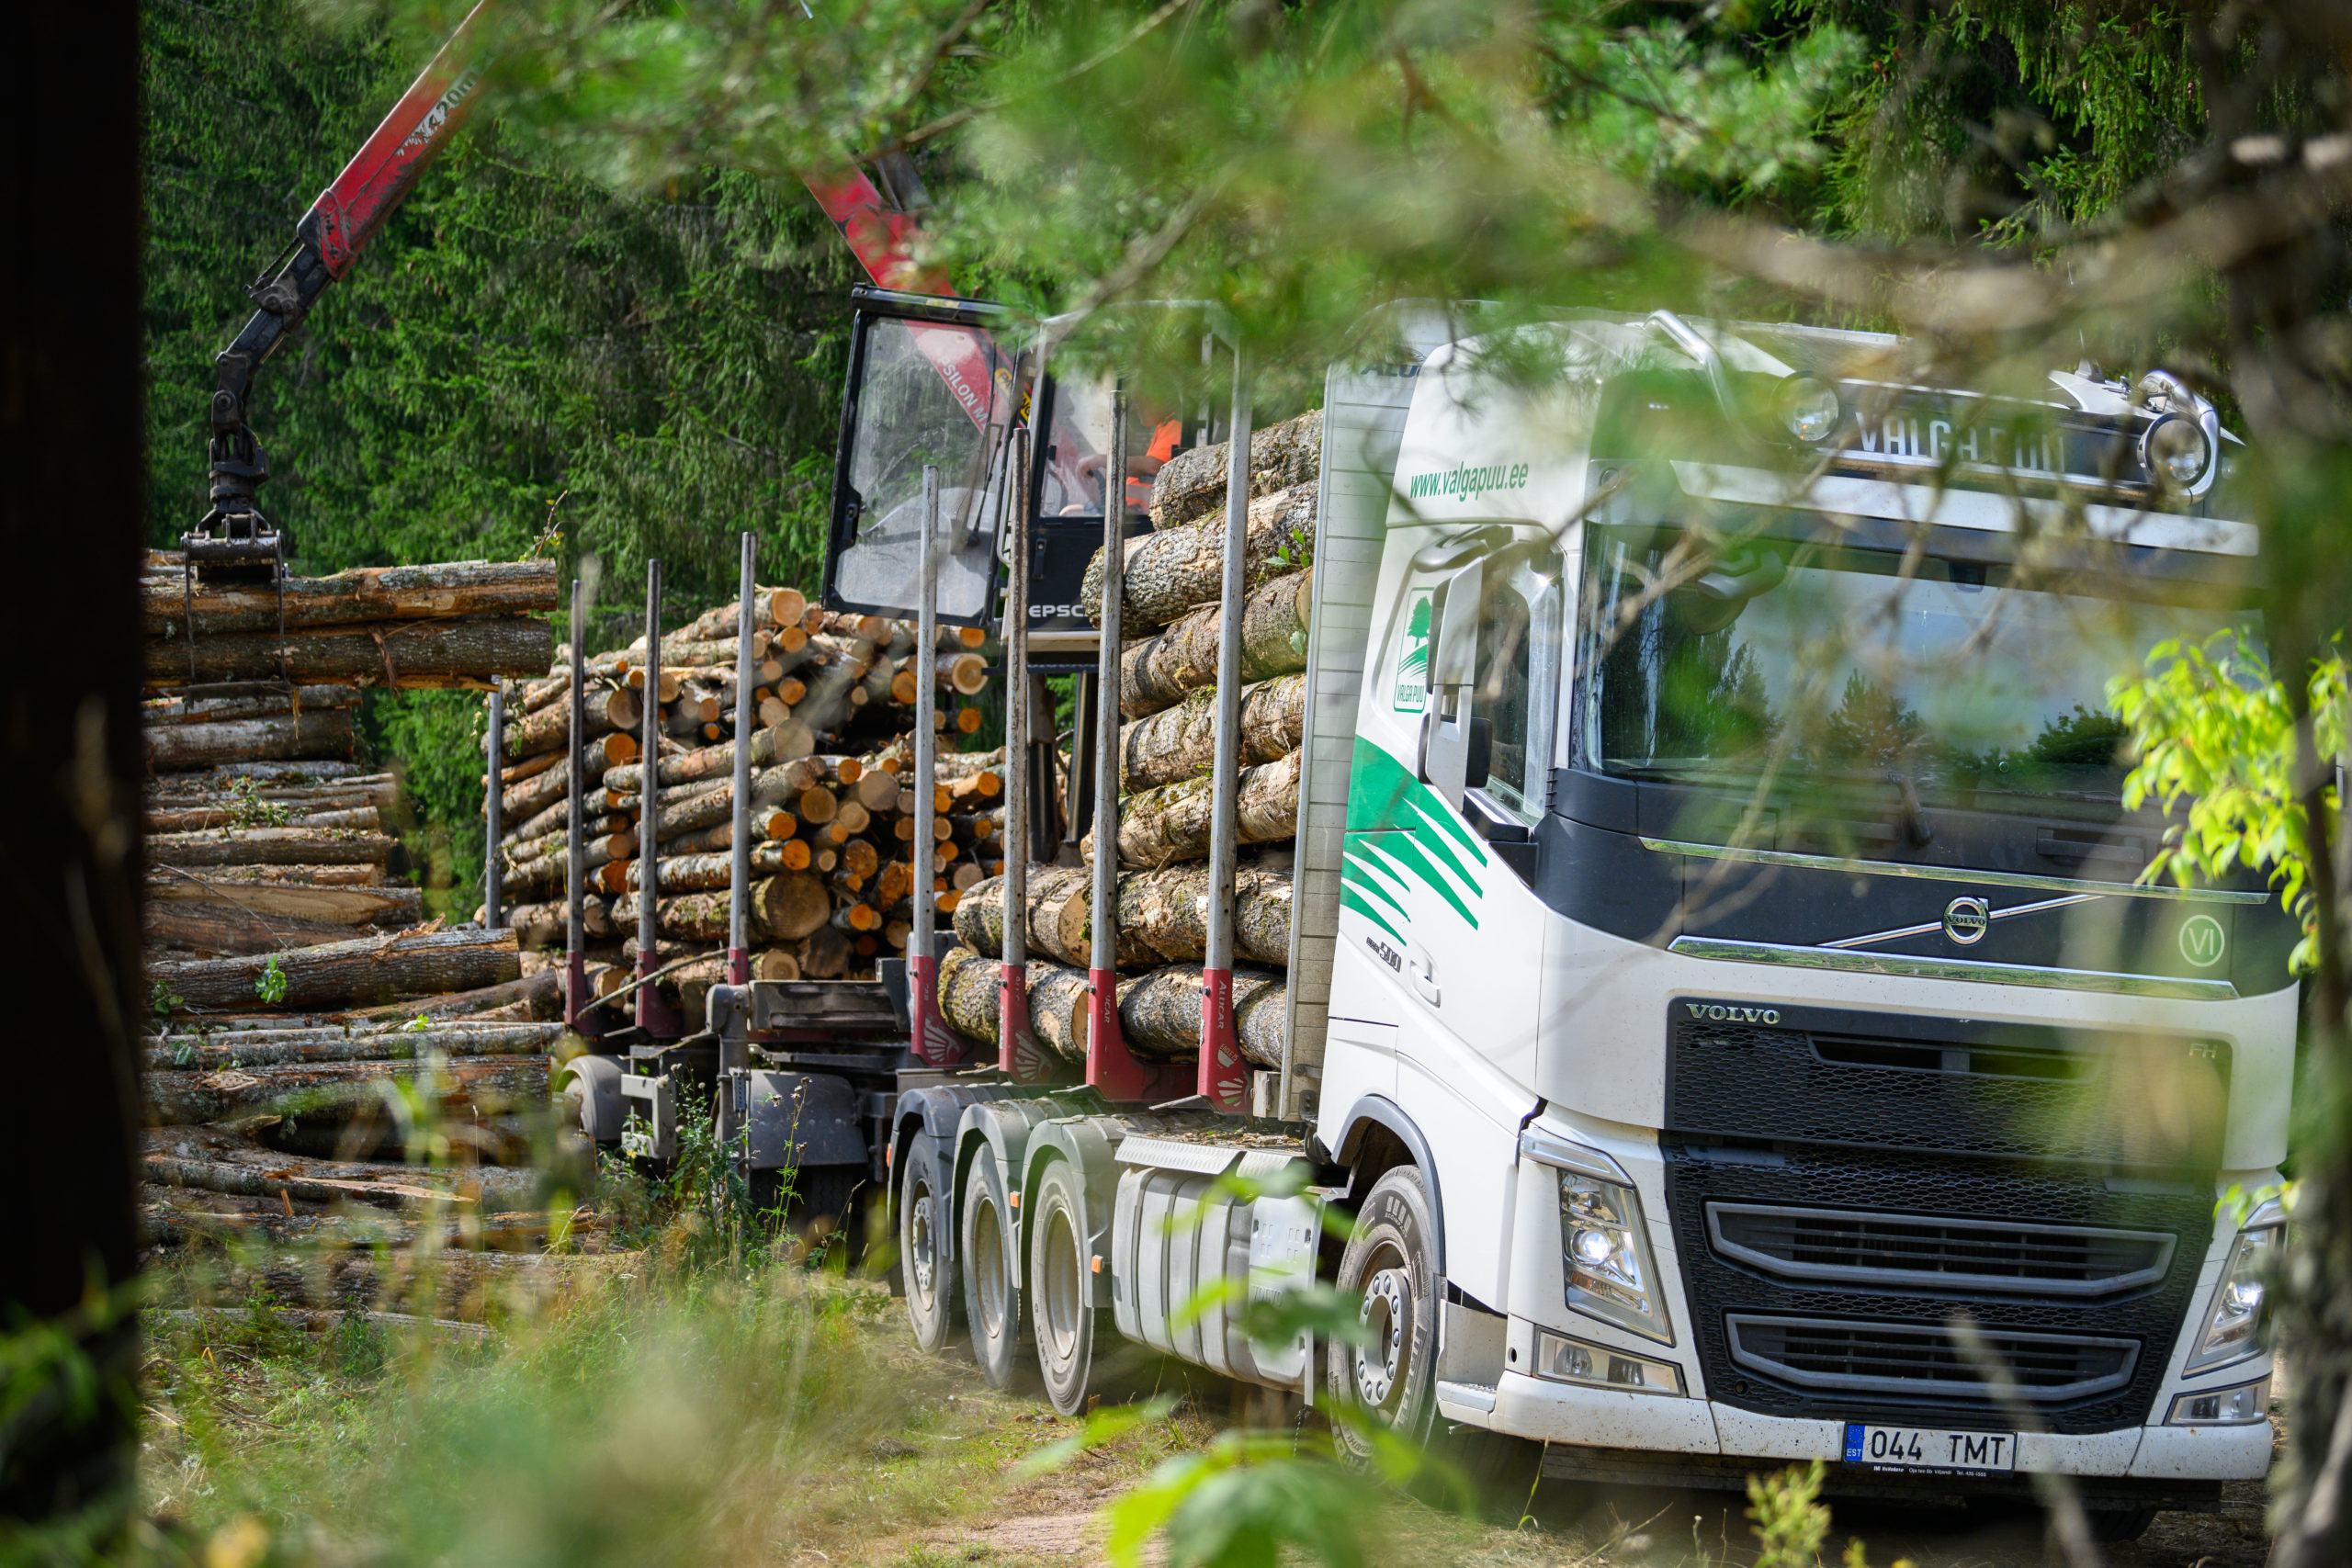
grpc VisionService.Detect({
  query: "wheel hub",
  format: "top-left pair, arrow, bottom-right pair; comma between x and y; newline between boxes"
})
974,1201 -> 1007,1335
909,1187 -> 937,1299
1356,1267 -> 1410,1409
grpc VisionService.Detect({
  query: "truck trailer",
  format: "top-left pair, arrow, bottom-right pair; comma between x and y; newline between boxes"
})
559,291 -> 2290,1538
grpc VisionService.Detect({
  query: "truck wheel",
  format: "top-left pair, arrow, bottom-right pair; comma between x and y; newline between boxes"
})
1029,1159 -> 1099,1416
960,1153 -> 1032,1392
897,1137 -> 961,1355
2084,1505 -> 2157,1542
558,1054 -> 623,1144
1329,1166 -> 1442,1457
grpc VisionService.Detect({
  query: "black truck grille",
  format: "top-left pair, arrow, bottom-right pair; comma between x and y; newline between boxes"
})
1725,1315 -> 2140,1403
1664,1000 -> 2230,1168
1706,1205 -> 2175,1297
1662,1001 -> 2219,1437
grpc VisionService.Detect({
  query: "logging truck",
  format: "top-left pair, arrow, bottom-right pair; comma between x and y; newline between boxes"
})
556,290 -> 2290,1535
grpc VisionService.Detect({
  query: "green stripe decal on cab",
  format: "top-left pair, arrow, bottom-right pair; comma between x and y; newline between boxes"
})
1340,852 -> 1411,916
1347,739 -> 1487,869
1358,832 -> 1479,929
1340,886 -> 1406,944
1340,739 -> 1488,933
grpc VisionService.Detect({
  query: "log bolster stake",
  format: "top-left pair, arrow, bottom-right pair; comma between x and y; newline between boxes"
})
634,558 -> 684,1039
1001,397 -> 1052,1085
1000,960 -> 1042,1080
907,466 -> 960,1068
1197,353 -> 1253,1113
1080,391 -> 1187,1106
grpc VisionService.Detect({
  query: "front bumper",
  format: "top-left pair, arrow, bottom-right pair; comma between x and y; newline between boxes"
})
1451,1369 -> 2271,1484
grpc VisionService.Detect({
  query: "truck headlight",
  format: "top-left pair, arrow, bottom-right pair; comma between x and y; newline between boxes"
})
1535,1329 -> 1685,1395
2167,1375 -> 2270,1426
2185,1201 -> 2284,1372
1777,378 -> 1841,443
2142,414 -> 2213,489
1559,1172 -> 1673,1344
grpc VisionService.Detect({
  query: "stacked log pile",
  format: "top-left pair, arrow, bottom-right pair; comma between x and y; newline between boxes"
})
935,410 -> 1322,1072
139,557 -> 569,1252
484,581 -> 1003,1019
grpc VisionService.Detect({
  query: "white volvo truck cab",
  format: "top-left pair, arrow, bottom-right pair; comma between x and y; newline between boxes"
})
756,295 -> 2299,1537
1295,310 -> 2290,1528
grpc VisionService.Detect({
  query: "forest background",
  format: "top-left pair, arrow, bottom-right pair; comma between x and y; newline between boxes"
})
147,0 -> 866,906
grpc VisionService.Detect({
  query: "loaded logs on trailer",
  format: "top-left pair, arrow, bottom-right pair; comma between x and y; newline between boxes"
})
482,580 -> 1001,1015
932,409 -> 1324,1071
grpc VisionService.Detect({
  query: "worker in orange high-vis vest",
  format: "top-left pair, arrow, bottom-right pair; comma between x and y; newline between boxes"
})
1074,411 -> 1184,514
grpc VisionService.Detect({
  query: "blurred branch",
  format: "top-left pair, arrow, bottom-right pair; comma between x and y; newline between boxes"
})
849,0 -> 1198,164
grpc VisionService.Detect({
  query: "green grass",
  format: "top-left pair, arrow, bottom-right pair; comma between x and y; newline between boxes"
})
134,1242 -> 1220,1568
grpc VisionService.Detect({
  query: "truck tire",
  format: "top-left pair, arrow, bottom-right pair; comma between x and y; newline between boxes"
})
960,1153 -> 1032,1392
1327,1165 -> 1541,1516
2085,1505 -> 2157,1542
897,1137 -> 962,1355
1029,1158 -> 1099,1416
752,1167 -> 864,1251
558,1054 -> 624,1144
1329,1166 -> 1442,1457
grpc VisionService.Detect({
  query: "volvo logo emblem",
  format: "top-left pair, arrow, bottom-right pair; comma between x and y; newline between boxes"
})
1683,1002 -> 1781,1025
1942,897 -> 1991,945
2179,913 -> 2227,968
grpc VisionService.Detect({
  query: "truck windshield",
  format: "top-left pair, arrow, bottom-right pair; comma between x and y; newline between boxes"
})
1581,525 -> 2258,807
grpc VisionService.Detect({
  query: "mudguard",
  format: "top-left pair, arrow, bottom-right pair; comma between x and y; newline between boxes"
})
1021,1115 -> 1133,1306
742,1071 -> 867,1169
955,1097 -> 1077,1257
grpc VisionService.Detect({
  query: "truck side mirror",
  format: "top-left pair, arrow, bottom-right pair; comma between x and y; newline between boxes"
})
1418,557 -> 1485,808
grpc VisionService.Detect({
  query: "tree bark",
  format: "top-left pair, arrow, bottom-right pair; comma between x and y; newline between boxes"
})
144,709 -> 357,774
1120,569 -> 1312,719
502,833 -> 632,898
145,615 -> 554,690
1082,484 -> 1317,632
147,826 -> 395,869
345,967 -> 561,1023
937,651 -> 989,694
1095,750 -> 1301,867
143,876 -> 423,928
955,865 -> 1290,969
501,688 -> 619,761
1118,674 -> 1305,794
142,685 -> 358,726
153,861 -> 382,887
612,874 -> 830,942
1148,410 -> 1323,528
142,899 -> 383,957
1111,865 -> 1291,965
621,841 -> 832,893
143,1055 -> 548,1126
146,803 -> 379,835
1114,965 -> 1285,1066
143,1021 -> 560,1070
142,1125 -> 546,1210
148,760 -> 380,790
143,558 -> 559,637
149,928 -> 522,1013
797,924 -> 852,978
599,719 -> 815,793
935,944 -> 1092,1062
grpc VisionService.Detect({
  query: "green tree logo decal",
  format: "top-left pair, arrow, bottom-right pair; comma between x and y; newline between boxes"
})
1395,591 -> 1433,712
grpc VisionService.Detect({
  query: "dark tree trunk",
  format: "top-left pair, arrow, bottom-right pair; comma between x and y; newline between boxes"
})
2,0 -> 143,1526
